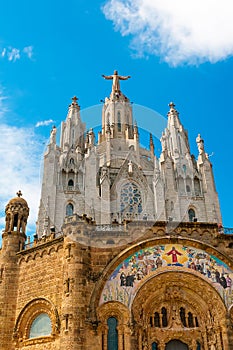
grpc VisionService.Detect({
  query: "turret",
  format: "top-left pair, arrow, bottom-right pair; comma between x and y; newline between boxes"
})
60,96 -> 85,151
2,190 -> 29,251
0,191 -> 29,348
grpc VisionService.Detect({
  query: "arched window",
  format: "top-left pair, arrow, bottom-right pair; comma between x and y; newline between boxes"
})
188,312 -> 194,327
152,342 -> 158,350
29,313 -> 52,339
68,179 -> 74,187
194,177 -> 201,195
154,312 -> 160,327
70,158 -> 74,165
107,317 -> 118,350
117,111 -> 121,132
196,341 -> 201,350
120,182 -> 142,216
13,213 -> 18,229
66,203 -> 74,216
161,307 -> 168,327
188,209 -> 195,222
180,307 -> 186,327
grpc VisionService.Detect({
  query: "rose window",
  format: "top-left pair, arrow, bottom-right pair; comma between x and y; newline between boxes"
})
120,183 -> 142,214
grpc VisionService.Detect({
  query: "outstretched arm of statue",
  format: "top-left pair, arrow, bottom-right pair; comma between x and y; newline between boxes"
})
119,75 -> 131,80
102,75 -> 113,80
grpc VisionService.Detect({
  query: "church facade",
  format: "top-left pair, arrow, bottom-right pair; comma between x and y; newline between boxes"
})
0,72 -> 233,350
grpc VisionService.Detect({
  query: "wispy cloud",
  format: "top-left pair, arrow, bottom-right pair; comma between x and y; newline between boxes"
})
23,46 -> 33,59
102,0 -> 233,66
0,88 -> 44,238
1,45 -> 34,62
7,47 -> 20,62
35,119 -> 54,127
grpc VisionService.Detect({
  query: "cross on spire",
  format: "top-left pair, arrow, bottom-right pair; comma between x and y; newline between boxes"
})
17,190 -> 22,197
72,96 -> 78,103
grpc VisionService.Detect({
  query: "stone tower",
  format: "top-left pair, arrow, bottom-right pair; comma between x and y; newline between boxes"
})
0,191 -> 29,348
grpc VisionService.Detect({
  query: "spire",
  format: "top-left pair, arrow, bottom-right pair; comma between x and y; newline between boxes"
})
60,96 -> 85,151
167,102 -> 182,128
149,133 -> 155,157
164,102 -> 190,158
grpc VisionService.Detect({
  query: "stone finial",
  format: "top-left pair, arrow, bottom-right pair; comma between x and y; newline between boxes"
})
69,96 -> 80,110
169,101 -> 175,109
72,96 -> 78,104
168,102 -> 178,114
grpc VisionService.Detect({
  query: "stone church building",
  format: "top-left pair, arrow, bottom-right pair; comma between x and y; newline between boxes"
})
1,71 -> 233,350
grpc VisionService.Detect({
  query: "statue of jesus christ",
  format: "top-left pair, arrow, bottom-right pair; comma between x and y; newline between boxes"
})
102,70 -> 131,94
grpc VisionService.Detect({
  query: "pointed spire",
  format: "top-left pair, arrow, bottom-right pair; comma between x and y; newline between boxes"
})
150,133 -> 155,156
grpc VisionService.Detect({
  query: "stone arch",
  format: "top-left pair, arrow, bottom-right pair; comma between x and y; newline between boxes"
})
56,244 -> 63,252
132,270 -> 228,350
48,247 -> 56,255
14,298 -> 60,345
41,249 -> 48,258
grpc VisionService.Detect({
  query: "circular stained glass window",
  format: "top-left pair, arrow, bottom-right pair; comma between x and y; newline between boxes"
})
120,183 -> 142,214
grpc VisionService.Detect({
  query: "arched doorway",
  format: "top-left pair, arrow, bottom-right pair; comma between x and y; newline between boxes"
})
131,270 -> 227,349
166,340 -> 188,350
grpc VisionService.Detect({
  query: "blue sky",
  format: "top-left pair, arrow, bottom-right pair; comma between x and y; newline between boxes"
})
0,0 -> 233,238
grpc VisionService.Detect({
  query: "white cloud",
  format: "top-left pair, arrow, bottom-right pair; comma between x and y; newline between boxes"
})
1,48 -> 6,57
35,119 -> 54,127
0,89 -> 45,238
0,124 -> 42,233
7,47 -> 20,62
102,0 -> 233,66
23,45 -> 33,59
0,45 -> 34,62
